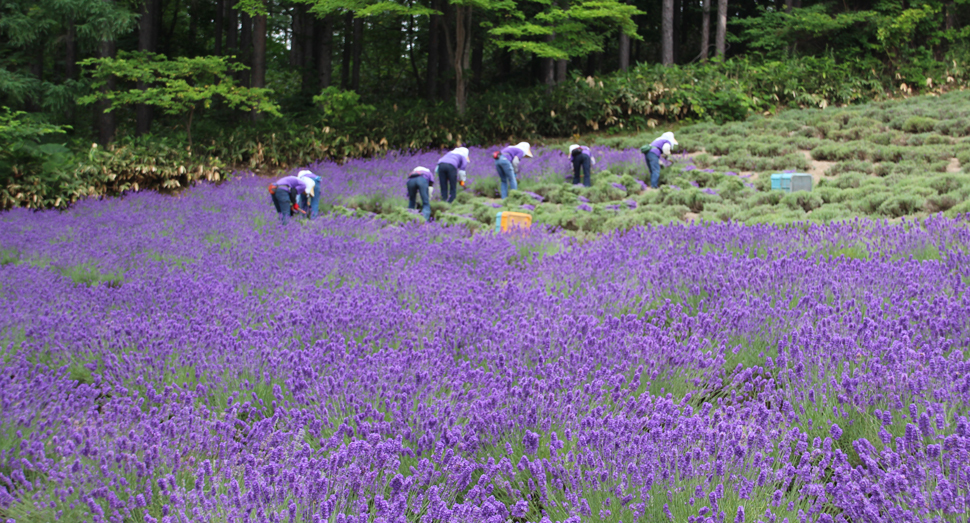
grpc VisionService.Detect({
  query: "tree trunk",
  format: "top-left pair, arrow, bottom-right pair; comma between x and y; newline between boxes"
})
426,0 -> 440,100
701,0 -> 710,61
187,0 -> 198,54
65,19 -> 77,80
164,0 -> 182,55
443,5 -> 473,114
252,13 -> 267,120
785,0 -> 792,12
716,0 -> 727,57
301,15 -> 316,96
137,0 -> 159,136
97,29 -> 117,145
316,15 -> 333,89
556,59 -> 567,82
471,32 -> 484,89
214,0 -> 224,55
662,0 -> 674,65
619,32 -> 630,71
226,2 -> 238,53
351,17 -> 363,92
673,0 -> 682,63
290,5 -> 304,67
542,34 -> 555,92
26,46 -> 43,112
341,12 -> 352,90
240,11 -> 252,85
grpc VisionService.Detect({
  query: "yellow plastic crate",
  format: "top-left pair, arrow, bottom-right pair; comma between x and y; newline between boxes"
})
495,211 -> 533,233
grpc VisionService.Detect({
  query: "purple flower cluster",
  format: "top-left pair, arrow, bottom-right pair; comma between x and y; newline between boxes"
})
2,178 -> 970,521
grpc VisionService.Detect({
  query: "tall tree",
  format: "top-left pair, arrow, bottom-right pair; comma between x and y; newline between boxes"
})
227,2 -> 239,53
214,0 -> 225,54
700,0 -> 710,61
716,0 -> 726,57
662,0 -> 673,64
426,0 -> 440,100
137,0 -> 160,135
252,10 -> 267,119
351,16 -> 362,91
315,15 -> 333,89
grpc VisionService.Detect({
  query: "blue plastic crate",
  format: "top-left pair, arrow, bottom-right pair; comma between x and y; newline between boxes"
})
770,173 -> 812,193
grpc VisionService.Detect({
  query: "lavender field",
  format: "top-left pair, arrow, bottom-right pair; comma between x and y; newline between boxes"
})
2,172 -> 970,523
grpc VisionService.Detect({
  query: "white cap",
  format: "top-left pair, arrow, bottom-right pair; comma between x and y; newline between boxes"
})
303,177 -> 315,198
452,147 -> 470,160
568,144 -> 579,154
515,142 -> 533,158
660,132 -> 678,146
297,170 -> 314,178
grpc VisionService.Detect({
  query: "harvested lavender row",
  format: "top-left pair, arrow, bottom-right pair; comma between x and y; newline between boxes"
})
294,146 -> 643,202
2,176 -> 970,522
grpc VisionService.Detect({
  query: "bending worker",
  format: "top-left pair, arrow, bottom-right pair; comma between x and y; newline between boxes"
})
296,169 -> 323,219
568,144 -> 596,187
494,142 -> 533,199
640,132 -> 678,189
268,175 -> 314,225
436,147 -> 469,204
406,166 -> 435,222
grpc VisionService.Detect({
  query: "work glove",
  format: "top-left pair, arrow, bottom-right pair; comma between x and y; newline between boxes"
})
428,187 -> 434,200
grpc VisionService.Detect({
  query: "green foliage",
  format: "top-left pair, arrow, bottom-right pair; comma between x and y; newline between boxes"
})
0,108 -> 80,209
489,0 -> 642,60
902,116 -> 938,133
79,52 -> 281,146
312,86 -> 375,124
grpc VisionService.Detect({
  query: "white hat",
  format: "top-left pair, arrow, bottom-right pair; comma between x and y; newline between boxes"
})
515,142 -> 533,158
568,144 -> 580,154
303,176 -> 315,198
660,132 -> 678,146
452,147 -> 470,160
297,169 -> 314,178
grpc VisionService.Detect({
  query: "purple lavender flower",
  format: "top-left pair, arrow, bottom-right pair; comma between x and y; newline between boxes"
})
830,423 -> 843,440
577,203 -> 593,212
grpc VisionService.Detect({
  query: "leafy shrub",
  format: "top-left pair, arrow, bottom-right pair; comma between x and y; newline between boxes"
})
780,191 -> 824,212
901,116 -> 938,133
826,160 -> 875,176
877,194 -> 926,218
824,173 -> 866,190
807,204 -> 853,223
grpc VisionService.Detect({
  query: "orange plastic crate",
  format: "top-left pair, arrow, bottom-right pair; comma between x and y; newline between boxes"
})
494,211 -> 533,233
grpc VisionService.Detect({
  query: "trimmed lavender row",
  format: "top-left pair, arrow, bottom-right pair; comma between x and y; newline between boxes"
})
2,177 -> 970,522
291,146 -> 644,201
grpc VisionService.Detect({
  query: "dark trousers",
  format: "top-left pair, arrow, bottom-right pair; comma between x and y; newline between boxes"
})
406,176 -> 431,222
437,163 -> 458,203
645,152 -> 662,188
271,187 -> 293,225
572,153 -> 591,187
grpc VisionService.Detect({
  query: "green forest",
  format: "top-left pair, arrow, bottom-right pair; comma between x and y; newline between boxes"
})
2,0 -> 970,209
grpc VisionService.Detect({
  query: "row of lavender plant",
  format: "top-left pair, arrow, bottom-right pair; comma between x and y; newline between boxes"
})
2,176 -> 970,522
296,146 -> 646,201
